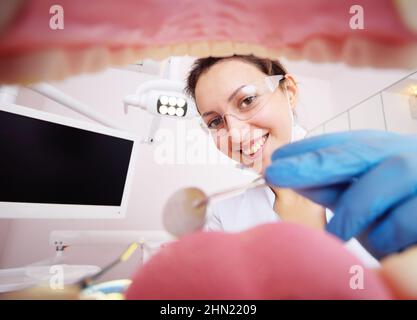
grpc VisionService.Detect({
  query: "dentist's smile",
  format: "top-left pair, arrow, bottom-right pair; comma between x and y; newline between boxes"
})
241,133 -> 269,160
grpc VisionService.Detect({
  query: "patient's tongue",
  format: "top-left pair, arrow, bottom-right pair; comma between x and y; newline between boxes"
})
126,223 -> 393,299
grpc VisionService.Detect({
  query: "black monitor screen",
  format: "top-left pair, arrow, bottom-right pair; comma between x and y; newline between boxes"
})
0,110 -> 134,206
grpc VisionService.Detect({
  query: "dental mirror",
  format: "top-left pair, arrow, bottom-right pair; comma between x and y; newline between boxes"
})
162,177 -> 266,237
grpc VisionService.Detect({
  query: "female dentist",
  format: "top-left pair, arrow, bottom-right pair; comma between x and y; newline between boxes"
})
185,55 -> 417,264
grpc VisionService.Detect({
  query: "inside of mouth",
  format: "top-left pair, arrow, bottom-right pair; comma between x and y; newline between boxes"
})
1,0 -> 417,84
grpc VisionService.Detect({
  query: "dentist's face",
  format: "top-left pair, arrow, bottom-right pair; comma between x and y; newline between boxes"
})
195,59 -> 297,174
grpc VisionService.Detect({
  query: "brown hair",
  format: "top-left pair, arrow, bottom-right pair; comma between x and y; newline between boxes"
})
184,55 -> 288,102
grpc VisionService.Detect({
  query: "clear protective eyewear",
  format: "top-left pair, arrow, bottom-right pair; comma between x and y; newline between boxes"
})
199,75 -> 285,136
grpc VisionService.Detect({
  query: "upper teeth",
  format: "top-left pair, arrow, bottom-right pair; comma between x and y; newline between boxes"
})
242,135 -> 268,156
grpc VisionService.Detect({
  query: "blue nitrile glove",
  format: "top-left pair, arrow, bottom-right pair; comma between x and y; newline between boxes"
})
265,130 -> 417,259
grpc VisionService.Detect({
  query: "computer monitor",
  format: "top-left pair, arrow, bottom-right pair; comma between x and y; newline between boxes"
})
0,103 -> 138,219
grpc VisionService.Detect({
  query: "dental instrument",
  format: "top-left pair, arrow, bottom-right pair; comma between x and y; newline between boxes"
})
162,176 -> 267,237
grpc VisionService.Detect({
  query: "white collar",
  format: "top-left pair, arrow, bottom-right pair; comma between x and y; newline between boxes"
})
264,185 -> 277,207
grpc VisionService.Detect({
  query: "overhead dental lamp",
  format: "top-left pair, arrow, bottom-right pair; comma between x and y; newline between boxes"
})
123,78 -> 198,144
123,79 -> 198,118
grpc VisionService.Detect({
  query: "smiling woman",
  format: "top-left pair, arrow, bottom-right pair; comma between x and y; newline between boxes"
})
184,54 -> 332,242
185,55 -> 293,174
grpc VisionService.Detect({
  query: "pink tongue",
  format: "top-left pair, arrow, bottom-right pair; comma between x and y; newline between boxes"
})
126,223 -> 393,299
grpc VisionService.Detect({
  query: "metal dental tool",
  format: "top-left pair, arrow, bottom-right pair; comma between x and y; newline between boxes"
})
162,177 -> 267,237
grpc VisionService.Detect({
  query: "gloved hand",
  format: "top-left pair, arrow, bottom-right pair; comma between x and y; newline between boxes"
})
265,130 -> 417,259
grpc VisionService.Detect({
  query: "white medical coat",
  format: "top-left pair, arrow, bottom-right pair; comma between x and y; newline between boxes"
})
205,184 -> 379,268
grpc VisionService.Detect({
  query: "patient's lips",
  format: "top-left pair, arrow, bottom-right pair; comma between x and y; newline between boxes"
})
126,223 -> 393,299
0,0 -> 416,84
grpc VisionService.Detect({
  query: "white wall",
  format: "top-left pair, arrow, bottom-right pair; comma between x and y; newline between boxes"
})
349,95 -> 386,131
284,59 -> 412,117
284,59 -> 415,135
383,92 -> 417,134
307,89 -> 417,136
292,75 -> 333,130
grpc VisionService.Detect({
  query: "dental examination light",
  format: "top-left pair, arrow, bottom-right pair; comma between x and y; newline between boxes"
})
124,79 -> 197,118
123,78 -> 198,144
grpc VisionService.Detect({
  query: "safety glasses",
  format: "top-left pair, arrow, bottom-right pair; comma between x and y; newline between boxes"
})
199,75 -> 285,136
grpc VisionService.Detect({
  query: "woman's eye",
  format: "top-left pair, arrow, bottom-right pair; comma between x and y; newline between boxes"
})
240,96 -> 257,109
208,117 -> 223,129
